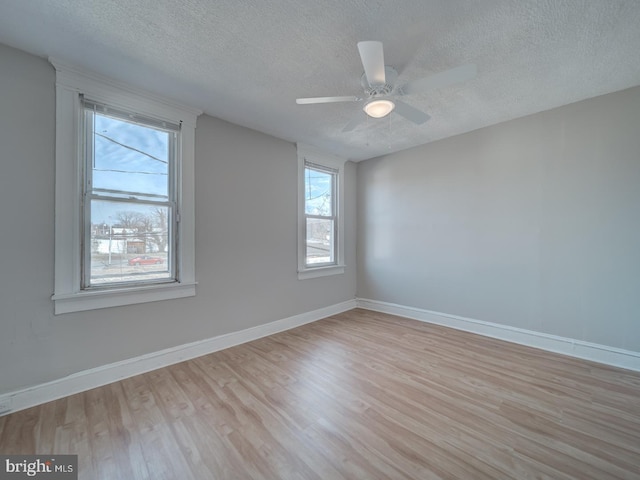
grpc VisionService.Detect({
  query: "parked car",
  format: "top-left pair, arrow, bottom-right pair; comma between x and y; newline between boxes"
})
128,255 -> 163,266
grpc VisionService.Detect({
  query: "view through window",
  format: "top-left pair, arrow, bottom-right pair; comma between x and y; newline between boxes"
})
304,162 -> 337,266
83,99 -> 179,287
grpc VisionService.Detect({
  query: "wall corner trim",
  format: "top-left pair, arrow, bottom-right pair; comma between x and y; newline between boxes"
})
356,298 -> 640,372
0,299 -> 357,416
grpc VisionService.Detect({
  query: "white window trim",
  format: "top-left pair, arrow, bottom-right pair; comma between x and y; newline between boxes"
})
297,143 -> 346,280
50,58 -> 202,314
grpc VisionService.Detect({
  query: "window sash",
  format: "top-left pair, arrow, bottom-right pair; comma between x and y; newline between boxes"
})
304,162 -> 337,217
305,217 -> 336,267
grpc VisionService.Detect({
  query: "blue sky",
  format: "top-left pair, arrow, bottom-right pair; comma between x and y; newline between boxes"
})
91,113 -> 171,225
304,167 -> 333,216
93,114 -> 169,196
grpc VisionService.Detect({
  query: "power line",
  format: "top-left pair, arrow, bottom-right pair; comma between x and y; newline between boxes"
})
95,132 -> 168,164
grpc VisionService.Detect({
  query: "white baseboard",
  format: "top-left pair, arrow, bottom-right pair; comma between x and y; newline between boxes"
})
0,299 -> 357,416
356,298 -> 640,372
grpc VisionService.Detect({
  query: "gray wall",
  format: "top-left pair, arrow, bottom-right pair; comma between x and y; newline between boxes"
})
0,44 -> 356,395
357,86 -> 640,352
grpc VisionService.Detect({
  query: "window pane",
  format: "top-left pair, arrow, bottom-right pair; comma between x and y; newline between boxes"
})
304,167 -> 333,216
88,200 -> 172,286
306,218 -> 334,265
90,112 -> 172,199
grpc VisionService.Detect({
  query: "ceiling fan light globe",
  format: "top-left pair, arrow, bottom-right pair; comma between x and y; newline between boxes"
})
364,99 -> 395,118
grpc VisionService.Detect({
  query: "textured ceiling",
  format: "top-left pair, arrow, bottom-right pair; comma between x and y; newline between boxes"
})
1,0 -> 640,161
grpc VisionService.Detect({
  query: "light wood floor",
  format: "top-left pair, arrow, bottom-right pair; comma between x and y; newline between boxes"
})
1,309 -> 639,479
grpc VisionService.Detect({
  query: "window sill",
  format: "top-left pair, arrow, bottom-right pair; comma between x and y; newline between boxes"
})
298,265 -> 345,280
52,281 -> 197,315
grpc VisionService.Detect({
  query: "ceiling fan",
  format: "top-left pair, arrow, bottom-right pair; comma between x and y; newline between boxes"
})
296,41 -> 476,132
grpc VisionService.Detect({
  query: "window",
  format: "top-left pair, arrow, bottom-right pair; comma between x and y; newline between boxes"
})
82,99 -> 178,288
297,144 -> 345,279
304,163 -> 337,266
51,59 -> 201,314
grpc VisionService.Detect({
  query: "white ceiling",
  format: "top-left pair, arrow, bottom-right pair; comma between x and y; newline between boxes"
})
1,1 -> 639,161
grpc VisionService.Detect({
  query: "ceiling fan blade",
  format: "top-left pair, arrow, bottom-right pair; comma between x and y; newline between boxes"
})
401,64 -> 477,95
342,114 -> 365,132
357,41 -> 386,86
393,100 -> 431,125
296,96 -> 360,105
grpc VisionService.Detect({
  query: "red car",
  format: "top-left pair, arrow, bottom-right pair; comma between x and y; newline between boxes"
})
128,255 -> 163,266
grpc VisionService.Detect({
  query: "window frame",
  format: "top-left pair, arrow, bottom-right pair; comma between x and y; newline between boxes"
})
51,59 -> 201,314
297,144 -> 346,279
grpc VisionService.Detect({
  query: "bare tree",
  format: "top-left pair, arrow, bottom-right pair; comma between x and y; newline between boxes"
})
115,209 -> 168,253
115,211 -> 147,230
149,207 -> 168,253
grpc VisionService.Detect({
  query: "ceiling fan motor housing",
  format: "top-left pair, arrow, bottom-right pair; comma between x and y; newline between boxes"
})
361,66 -> 398,98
